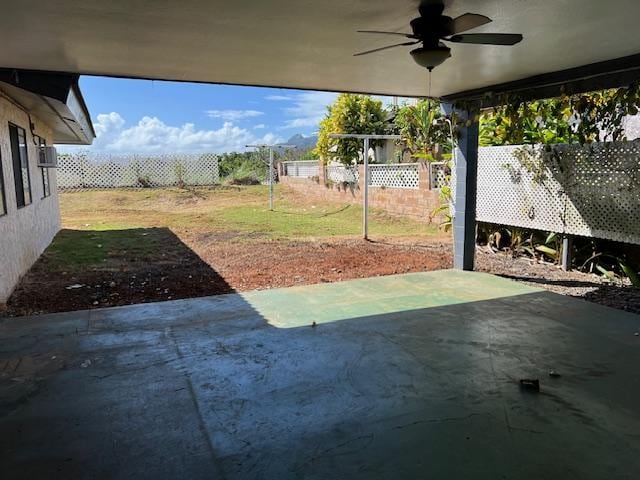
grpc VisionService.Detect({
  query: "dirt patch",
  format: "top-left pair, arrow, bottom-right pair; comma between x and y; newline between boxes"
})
4,236 -> 453,316
475,248 -> 640,314
5,227 -> 235,316
4,214 -> 638,316
192,237 -> 453,291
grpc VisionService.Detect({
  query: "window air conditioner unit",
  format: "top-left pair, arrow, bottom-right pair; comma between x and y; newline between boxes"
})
38,146 -> 58,167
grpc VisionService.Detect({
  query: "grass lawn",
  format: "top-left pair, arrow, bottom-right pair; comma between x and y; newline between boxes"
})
59,185 -> 439,240
5,185 -> 452,315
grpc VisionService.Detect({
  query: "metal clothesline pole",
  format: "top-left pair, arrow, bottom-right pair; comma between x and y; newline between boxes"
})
269,148 -> 274,210
246,144 -> 294,211
328,134 -> 401,240
363,137 -> 369,238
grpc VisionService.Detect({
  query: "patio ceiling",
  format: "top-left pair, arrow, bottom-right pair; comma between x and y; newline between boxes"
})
1,0 -> 640,98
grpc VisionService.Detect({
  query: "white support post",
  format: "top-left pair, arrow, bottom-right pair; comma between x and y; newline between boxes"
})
363,137 -> 369,240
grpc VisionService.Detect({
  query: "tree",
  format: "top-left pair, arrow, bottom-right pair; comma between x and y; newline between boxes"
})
395,99 -> 451,160
315,94 -> 387,165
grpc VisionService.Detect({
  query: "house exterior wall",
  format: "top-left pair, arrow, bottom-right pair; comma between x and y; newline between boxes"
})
280,162 -> 442,222
0,96 -> 59,305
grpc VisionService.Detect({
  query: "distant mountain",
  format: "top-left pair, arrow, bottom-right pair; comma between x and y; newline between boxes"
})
282,134 -> 318,149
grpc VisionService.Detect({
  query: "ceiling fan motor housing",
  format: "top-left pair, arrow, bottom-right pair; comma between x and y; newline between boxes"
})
409,4 -> 453,70
410,15 -> 455,46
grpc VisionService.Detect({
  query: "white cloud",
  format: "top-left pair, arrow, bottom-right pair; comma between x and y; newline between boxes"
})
265,95 -> 293,101
91,112 -> 125,146
280,91 -> 338,129
260,132 -> 283,145
204,109 -> 264,121
60,112 -> 283,153
275,92 -> 412,130
253,124 -> 266,129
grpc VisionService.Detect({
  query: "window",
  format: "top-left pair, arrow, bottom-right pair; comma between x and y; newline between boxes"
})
9,123 -> 31,208
38,137 -> 50,198
0,149 -> 6,216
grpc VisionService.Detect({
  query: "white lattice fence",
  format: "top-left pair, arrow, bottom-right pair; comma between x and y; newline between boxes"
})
326,164 -> 360,183
476,143 -> 640,244
429,162 -> 448,190
57,153 -> 220,190
282,160 -> 319,178
369,163 -> 420,189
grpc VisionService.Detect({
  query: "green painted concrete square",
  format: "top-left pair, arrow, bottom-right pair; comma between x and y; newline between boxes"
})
242,270 -> 540,328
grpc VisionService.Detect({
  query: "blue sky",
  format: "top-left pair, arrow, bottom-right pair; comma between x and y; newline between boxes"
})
66,76 -> 343,153
64,76 -> 405,154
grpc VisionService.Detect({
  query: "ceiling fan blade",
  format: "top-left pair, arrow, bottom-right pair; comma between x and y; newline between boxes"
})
446,13 -> 492,34
357,30 -> 416,39
353,41 -> 419,57
447,33 -> 523,45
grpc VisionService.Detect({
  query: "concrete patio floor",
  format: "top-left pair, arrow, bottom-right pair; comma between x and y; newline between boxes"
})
1,270 -> 639,479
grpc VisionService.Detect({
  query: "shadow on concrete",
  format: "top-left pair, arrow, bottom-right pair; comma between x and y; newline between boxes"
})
496,273 -> 603,288
1,270 -> 639,479
5,227 -> 235,316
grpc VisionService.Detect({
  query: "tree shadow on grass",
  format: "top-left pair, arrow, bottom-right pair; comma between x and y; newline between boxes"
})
5,227 -> 235,316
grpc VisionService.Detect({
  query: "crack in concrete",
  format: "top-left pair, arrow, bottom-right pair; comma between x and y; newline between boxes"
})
298,432 -> 376,472
392,412 -> 489,430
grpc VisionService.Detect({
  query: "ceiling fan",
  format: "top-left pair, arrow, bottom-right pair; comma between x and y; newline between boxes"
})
354,1 -> 523,71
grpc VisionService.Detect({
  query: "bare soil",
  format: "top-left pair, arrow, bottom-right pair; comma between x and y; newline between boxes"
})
4,234 -> 453,316
6,234 -> 639,317
475,247 -> 640,314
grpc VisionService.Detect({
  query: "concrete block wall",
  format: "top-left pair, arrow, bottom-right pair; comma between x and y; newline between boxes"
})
0,96 -> 59,305
280,162 -> 441,222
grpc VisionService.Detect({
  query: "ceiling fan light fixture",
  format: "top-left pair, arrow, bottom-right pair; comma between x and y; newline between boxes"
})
409,45 -> 451,70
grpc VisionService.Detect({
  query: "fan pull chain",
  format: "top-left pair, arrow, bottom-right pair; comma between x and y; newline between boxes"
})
428,70 -> 432,97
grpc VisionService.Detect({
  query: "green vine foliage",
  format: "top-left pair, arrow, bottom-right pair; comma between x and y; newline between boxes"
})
479,82 -> 640,146
315,94 -> 388,165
